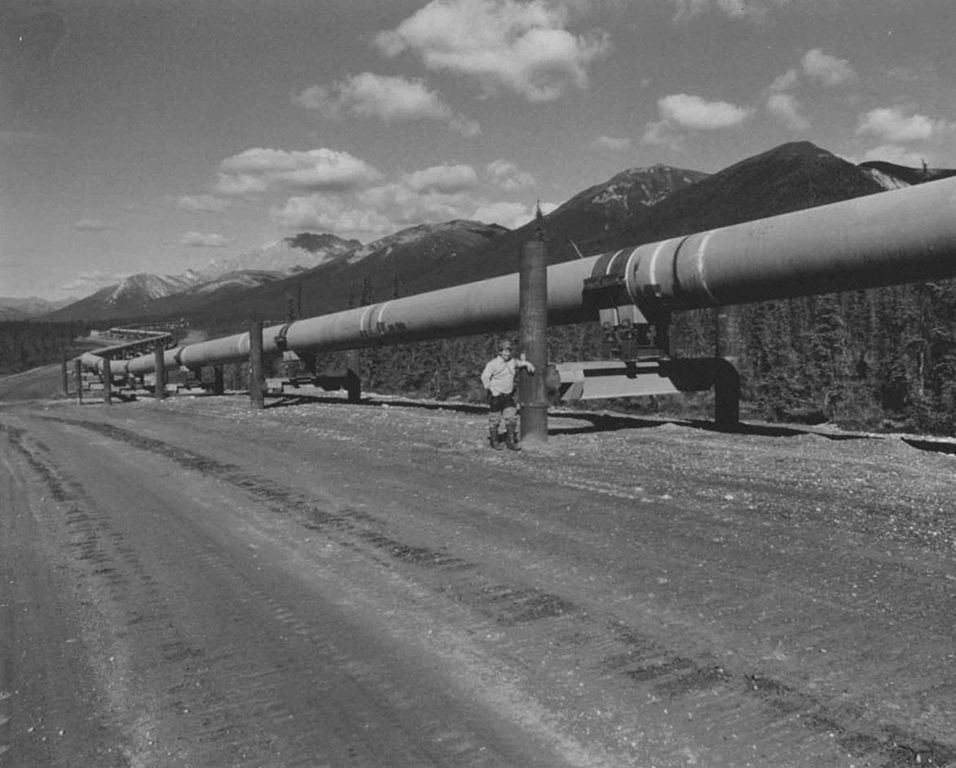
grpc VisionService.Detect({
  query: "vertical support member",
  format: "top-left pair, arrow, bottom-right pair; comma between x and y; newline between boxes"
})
518,211 -> 548,444
714,306 -> 741,428
248,319 -> 265,410
153,338 -> 167,400
74,358 -> 84,404
212,365 -> 225,395
101,355 -> 112,406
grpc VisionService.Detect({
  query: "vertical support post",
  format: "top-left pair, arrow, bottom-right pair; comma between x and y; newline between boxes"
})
248,319 -> 265,410
518,218 -> 548,444
347,349 -> 361,404
714,358 -> 740,429
61,353 -> 69,395
153,339 -> 167,400
714,306 -> 741,428
212,365 -> 225,395
101,357 -> 112,406
345,368 -> 362,404
74,358 -> 83,404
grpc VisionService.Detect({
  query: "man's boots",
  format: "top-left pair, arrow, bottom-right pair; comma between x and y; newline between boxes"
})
505,424 -> 521,451
489,426 -> 503,450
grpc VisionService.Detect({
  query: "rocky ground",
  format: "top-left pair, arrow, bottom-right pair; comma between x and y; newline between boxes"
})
0,379 -> 954,767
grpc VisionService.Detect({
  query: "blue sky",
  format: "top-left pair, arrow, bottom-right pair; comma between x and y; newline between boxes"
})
2,0 -> 954,300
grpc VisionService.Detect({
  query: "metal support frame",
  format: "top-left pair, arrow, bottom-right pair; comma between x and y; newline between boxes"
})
249,320 -> 265,410
74,359 -> 83,404
552,357 -> 738,405
211,365 -> 225,395
518,228 -> 548,444
101,355 -> 113,405
264,368 -> 361,403
154,339 -> 167,400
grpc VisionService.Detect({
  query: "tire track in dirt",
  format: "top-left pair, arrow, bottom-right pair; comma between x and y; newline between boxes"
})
40,415 -> 956,768
0,424 -> 134,766
10,417 -> 584,767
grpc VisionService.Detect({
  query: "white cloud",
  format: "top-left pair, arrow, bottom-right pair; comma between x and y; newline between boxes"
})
214,173 -> 269,197
767,93 -> 810,131
801,48 -> 856,88
402,164 -> 479,194
641,120 -> 684,151
178,194 -> 229,213
358,183 -> 477,227
271,186 -> 548,241
642,94 -> 750,150
375,0 -> 612,102
180,232 -> 230,248
472,200 -> 554,229
293,73 -> 481,137
856,107 -> 952,143
486,159 -> 537,189
589,135 -> 632,152
764,49 -> 855,129
271,195 -> 396,237
216,148 -> 382,196
658,93 -> 752,130
74,218 -> 109,231
768,68 -> 799,94
268,157 -> 547,242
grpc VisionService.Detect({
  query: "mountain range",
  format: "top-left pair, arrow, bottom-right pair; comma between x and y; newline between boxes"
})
0,295 -> 77,321
29,142 -> 956,325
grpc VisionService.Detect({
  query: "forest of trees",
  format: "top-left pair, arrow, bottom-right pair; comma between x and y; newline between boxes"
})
4,277 -> 956,436
273,277 -> 956,436
0,321 -> 95,376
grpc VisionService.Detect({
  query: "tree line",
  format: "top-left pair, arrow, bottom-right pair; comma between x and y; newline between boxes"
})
0,321 -> 95,376
313,277 -> 956,435
5,277 -> 956,436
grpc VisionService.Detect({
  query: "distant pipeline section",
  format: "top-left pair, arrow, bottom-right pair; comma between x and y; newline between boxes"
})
82,176 -> 956,379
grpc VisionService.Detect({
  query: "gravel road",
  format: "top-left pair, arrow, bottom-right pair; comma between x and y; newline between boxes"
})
1,390 -> 954,767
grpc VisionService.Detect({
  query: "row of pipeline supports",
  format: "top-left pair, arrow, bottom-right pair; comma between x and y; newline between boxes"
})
67,231 -> 742,443
68,330 -> 363,407
65,176 -> 956,440
65,337 -> 175,405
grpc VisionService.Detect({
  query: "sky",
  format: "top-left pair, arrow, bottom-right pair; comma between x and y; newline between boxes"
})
1,0 -> 955,301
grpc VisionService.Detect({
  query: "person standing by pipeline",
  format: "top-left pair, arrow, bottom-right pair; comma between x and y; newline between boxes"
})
481,339 -> 535,451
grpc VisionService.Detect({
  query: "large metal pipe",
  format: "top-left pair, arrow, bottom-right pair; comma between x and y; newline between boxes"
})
88,177 -> 956,378
623,174 -> 956,316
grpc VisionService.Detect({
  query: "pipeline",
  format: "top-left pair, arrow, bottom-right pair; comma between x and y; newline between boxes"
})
84,176 -> 956,378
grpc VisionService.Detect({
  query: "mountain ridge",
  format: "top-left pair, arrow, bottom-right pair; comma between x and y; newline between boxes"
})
40,142 -> 955,324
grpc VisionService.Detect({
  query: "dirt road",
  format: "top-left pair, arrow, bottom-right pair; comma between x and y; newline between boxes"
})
1,392 -> 954,767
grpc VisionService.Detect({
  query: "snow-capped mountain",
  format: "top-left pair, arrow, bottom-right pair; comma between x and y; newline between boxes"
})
858,161 -> 956,190
194,233 -> 360,281
553,164 -> 711,218
106,273 -> 201,303
346,220 -> 508,265
44,232 -> 362,320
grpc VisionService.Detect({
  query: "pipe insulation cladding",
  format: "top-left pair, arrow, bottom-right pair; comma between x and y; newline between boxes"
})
89,176 -> 956,378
